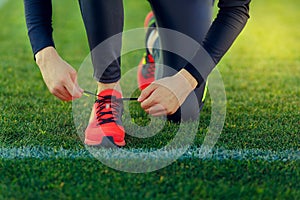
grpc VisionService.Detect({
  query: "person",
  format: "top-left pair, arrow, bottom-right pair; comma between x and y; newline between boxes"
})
24,0 -> 251,147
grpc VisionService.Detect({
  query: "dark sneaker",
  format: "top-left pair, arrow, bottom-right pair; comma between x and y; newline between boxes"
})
137,11 -> 159,90
137,53 -> 156,90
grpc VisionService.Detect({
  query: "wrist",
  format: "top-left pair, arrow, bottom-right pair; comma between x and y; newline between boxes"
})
176,69 -> 198,90
35,46 -> 58,68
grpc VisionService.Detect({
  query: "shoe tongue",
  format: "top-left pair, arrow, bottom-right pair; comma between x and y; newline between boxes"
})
98,89 -> 122,100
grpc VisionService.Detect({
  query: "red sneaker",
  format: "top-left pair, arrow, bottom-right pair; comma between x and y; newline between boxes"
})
84,89 -> 125,147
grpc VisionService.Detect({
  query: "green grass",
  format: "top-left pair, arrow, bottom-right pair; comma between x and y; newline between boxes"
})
0,0 -> 299,199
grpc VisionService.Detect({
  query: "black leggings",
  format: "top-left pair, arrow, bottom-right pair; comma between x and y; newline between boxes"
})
79,0 -> 213,121
78,0 -> 212,83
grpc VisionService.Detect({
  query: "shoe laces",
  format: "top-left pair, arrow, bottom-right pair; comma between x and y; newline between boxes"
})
95,95 -> 122,126
142,54 -> 156,78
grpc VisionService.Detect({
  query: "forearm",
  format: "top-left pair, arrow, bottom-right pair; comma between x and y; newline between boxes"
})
203,0 -> 250,63
184,0 -> 251,85
24,0 -> 55,57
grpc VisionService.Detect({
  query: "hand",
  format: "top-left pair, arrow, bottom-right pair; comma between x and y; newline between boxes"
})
138,69 -> 198,116
35,47 -> 83,101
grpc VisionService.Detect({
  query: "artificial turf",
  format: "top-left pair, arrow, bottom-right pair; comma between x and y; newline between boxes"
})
0,0 -> 299,199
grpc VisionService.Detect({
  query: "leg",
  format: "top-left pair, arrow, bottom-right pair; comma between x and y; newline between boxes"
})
78,0 -> 124,92
147,0 -> 213,122
79,0 -> 126,147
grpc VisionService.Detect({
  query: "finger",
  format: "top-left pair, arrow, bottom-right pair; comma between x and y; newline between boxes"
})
140,91 -> 159,110
147,104 -> 167,116
64,76 -> 82,99
53,87 -> 72,101
75,81 -> 84,94
69,70 -> 84,94
63,87 -> 76,101
138,83 -> 158,102
56,93 -> 70,101
150,111 -> 168,117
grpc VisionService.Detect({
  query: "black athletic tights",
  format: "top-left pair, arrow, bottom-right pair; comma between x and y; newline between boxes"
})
78,0 -> 213,121
78,0 -> 212,83
78,0 -> 250,121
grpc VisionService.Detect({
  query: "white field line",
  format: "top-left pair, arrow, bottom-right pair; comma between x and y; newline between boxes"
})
0,146 -> 299,162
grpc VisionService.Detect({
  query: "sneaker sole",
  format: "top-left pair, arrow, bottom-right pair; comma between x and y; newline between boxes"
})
85,136 -> 126,148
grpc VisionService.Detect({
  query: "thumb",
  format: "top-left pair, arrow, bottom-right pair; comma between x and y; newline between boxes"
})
68,70 -> 83,97
72,75 -> 84,94
138,83 -> 158,102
